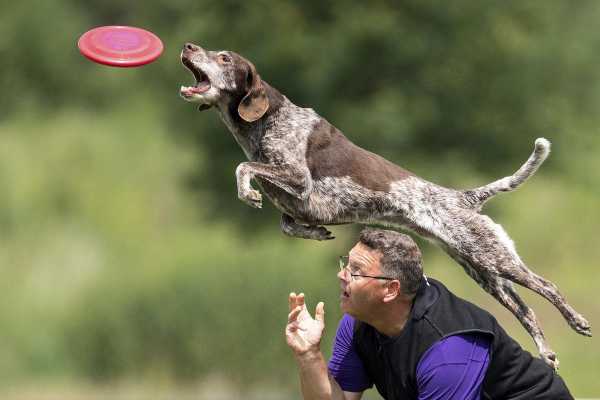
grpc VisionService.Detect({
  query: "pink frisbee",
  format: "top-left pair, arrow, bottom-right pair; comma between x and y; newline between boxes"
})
78,26 -> 164,67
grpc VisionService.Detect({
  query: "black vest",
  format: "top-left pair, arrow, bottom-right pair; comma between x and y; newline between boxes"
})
353,278 -> 573,400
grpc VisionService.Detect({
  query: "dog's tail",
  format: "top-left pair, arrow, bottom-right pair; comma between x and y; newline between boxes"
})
463,138 -> 551,209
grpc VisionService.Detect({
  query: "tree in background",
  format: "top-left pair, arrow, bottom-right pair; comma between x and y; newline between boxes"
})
1,0 -> 598,395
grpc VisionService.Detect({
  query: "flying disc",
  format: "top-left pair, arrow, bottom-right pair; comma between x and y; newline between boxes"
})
78,26 -> 163,67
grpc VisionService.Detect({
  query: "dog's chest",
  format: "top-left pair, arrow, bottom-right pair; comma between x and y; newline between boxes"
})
262,105 -> 321,162
221,102 -> 319,164
219,111 -> 261,160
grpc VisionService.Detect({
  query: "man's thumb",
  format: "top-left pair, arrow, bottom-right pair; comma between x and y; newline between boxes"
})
315,302 -> 325,322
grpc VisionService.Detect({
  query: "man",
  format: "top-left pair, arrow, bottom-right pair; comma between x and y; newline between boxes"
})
285,228 -> 573,400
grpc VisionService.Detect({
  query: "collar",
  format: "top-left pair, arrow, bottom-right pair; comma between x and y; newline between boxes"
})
411,276 -> 440,320
372,277 -> 439,343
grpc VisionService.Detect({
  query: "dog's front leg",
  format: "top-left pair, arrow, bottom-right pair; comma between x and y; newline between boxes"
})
235,162 -> 312,209
280,214 -> 335,241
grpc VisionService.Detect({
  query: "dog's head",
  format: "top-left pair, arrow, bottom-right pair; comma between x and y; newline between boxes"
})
180,43 -> 269,122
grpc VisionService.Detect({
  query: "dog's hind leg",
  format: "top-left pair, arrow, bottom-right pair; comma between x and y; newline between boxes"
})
501,265 -> 592,338
497,280 -> 559,370
280,214 -> 335,241
456,259 -> 558,370
460,213 -> 591,338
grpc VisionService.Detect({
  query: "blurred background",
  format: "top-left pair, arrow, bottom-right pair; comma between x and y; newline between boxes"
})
1,0 -> 598,398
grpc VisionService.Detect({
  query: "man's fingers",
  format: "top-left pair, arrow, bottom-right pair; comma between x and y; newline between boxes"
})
298,292 -> 306,309
286,321 -> 299,333
288,292 -> 297,312
287,305 -> 302,323
315,302 -> 325,323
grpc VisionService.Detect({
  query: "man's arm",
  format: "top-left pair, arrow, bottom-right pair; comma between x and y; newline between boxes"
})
416,333 -> 491,400
295,349 -> 361,400
285,293 -> 363,400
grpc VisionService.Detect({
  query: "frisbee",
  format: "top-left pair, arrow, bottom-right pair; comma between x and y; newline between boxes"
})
78,26 -> 163,67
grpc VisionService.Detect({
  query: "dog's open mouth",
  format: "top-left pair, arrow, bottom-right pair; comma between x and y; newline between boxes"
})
180,57 -> 211,97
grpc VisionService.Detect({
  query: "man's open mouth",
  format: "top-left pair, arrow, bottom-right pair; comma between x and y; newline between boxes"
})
180,57 -> 211,96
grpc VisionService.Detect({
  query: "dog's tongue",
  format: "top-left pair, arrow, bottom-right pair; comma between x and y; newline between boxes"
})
195,80 -> 210,91
181,83 -> 209,96
189,86 -> 204,94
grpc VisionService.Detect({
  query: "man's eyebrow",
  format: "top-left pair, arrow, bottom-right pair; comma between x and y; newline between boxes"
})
348,261 -> 365,272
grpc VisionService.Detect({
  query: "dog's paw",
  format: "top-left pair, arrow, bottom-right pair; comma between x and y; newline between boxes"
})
311,225 -> 335,241
540,350 -> 559,372
239,189 -> 262,209
570,314 -> 592,337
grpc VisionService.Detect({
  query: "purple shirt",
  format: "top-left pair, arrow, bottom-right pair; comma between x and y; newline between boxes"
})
328,314 -> 491,399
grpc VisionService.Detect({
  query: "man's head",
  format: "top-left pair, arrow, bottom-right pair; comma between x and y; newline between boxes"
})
339,228 -> 424,319
358,228 -> 424,295
179,43 -> 269,122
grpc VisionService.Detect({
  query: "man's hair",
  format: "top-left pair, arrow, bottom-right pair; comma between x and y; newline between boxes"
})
359,228 -> 423,295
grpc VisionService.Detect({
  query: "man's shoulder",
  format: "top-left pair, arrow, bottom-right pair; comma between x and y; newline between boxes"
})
336,314 -> 358,340
418,278 -> 501,341
426,278 -> 497,319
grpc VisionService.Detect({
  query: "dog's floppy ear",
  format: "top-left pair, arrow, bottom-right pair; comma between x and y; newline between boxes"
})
238,61 -> 269,122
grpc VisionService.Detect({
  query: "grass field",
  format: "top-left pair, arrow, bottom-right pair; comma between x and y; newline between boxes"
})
0,104 -> 597,398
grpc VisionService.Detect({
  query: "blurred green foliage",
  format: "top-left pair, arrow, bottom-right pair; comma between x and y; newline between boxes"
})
0,0 -> 598,398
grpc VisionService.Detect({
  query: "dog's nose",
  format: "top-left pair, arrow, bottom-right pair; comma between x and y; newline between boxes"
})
183,43 -> 202,52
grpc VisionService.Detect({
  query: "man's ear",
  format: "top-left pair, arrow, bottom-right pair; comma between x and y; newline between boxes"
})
238,61 -> 269,122
383,280 -> 402,303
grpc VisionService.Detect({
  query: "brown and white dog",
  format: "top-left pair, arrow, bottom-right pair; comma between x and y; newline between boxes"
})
180,43 -> 591,369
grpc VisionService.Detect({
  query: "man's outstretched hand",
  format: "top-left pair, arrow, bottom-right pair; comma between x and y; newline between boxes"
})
286,292 -> 325,357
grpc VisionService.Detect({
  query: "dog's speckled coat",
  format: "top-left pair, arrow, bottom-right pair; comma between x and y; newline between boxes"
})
180,43 -> 591,369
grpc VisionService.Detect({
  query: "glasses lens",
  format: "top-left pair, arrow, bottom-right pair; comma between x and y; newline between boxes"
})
339,256 -> 350,280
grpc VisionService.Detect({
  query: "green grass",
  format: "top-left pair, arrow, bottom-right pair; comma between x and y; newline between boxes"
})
0,104 -> 598,397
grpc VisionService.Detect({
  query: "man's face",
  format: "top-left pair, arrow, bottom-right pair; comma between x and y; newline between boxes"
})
338,242 -> 389,318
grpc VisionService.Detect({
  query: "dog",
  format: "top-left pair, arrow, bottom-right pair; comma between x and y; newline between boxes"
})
179,43 -> 591,369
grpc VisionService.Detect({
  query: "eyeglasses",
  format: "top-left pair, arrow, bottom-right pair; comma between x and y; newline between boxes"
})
339,256 -> 395,281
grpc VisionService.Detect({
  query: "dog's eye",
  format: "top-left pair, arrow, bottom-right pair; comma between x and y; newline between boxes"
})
218,54 -> 232,64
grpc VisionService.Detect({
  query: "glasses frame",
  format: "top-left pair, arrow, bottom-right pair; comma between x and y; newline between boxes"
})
339,256 -> 395,281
